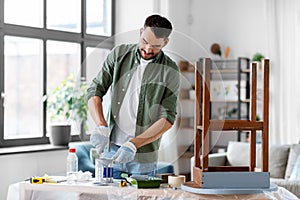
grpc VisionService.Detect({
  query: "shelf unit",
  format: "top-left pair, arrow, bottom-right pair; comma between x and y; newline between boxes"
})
178,58 -> 252,153
209,58 -> 251,152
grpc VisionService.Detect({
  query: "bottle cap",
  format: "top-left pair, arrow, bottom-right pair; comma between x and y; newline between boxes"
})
69,148 -> 76,153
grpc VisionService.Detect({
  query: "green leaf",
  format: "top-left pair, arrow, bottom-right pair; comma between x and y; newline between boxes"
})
46,73 -> 88,127
252,53 -> 264,62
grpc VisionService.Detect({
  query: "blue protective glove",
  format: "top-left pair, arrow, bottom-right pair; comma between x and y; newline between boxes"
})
112,141 -> 137,163
90,126 -> 110,153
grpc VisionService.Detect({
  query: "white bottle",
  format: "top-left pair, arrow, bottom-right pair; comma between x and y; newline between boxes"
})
66,148 -> 78,183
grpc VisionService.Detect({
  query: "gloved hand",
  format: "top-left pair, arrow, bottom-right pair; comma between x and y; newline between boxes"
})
90,126 -> 110,153
112,141 -> 137,163
98,156 -> 114,166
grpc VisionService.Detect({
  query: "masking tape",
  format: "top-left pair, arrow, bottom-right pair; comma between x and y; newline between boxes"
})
168,175 -> 186,187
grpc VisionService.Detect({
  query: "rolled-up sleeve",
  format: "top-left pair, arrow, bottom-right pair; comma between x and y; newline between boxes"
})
86,49 -> 115,101
159,64 -> 180,125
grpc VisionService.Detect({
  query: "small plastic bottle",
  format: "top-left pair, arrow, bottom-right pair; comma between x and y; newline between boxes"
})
66,148 -> 78,183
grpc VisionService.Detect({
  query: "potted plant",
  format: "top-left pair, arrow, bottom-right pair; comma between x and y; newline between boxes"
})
252,53 -> 264,62
252,53 -> 265,70
46,73 -> 88,146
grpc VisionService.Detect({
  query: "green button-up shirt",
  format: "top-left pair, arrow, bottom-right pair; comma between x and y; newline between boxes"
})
86,44 -> 180,162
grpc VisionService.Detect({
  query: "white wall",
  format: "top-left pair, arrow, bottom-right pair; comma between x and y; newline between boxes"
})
1,150 -> 68,200
163,0 -> 268,61
114,0 -> 156,45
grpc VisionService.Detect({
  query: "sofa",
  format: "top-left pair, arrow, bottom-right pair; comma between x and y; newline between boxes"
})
191,141 -> 300,198
69,142 -> 174,177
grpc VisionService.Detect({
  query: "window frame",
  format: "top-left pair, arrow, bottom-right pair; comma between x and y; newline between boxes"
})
0,0 -> 115,147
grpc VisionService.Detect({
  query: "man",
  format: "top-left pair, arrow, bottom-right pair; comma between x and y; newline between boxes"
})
86,14 -> 180,178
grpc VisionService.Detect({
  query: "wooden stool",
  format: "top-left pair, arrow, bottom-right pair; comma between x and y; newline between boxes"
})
182,58 -> 274,193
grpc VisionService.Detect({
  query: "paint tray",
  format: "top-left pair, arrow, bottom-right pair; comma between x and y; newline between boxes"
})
127,175 -> 162,188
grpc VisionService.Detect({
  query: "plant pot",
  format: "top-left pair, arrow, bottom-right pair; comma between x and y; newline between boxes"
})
50,125 -> 71,146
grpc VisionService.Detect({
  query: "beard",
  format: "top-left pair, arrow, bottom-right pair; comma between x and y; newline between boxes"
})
139,48 -> 155,60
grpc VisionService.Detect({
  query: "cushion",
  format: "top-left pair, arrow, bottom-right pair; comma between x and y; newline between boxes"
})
226,141 -> 260,166
227,141 -> 250,166
268,144 -> 290,178
285,144 -> 300,179
289,155 -> 300,180
227,142 -> 289,178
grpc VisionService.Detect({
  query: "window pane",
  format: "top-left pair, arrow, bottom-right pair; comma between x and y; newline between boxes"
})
4,36 -> 43,139
85,47 -> 110,133
4,0 -> 43,27
86,0 -> 112,36
47,0 -> 81,33
47,41 -> 81,135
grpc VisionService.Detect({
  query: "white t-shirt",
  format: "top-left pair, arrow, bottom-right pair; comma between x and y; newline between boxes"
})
112,58 -> 153,145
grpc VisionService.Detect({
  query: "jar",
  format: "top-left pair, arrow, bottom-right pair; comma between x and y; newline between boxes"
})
95,158 -> 113,183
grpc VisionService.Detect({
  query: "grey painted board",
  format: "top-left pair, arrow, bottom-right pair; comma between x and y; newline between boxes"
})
202,172 -> 270,188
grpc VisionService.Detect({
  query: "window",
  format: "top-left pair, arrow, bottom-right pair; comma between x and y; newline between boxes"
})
4,36 -> 43,140
46,0 -> 81,33
46,41 -> 81,136
4,0 -> 43,28
46,41 -> 81,95
0,0 -> 114,147
86,0 -> 112,36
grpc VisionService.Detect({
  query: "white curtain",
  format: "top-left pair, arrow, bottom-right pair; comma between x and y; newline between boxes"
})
266,0 -> 300,144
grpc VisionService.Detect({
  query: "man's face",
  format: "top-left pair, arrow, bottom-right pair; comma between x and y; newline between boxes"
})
138,27 -> 168,60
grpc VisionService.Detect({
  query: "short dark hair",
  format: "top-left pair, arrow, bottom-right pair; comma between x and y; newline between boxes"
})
144,14 -> 173,39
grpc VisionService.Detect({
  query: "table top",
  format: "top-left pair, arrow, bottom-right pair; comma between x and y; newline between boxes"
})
7,177 -> 299,200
